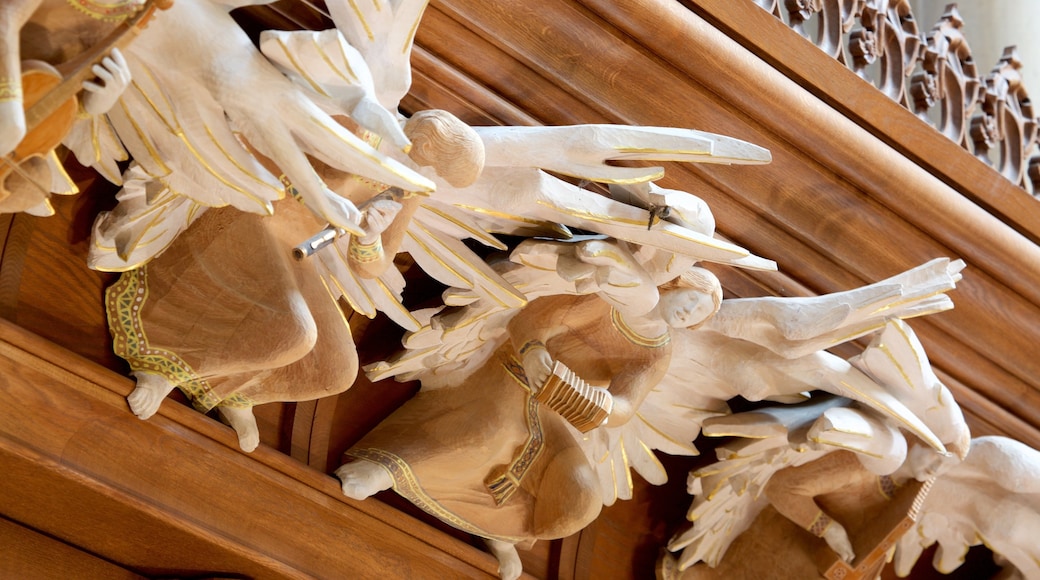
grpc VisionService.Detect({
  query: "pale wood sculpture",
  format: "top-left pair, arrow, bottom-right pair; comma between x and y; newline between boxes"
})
338,269 -> 725,580
109,109 -> 481,451
89,0 -> 783,455
352,246 -> 965,579
664,318 -> 973,576
79,0 -> 436,273
893,436 -> 1040,579
0,0 -> 147,216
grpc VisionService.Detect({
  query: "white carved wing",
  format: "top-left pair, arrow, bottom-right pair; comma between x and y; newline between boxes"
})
84,0 -> 434,270
578,382 -> 730,507
310,198 -> 524,333
706,258 -> 965,359
428,124 -> 778,272
258,28 -> 410,150
668,399 -> 908,571
325,0 -> 429,110
893,436 -> 1040,579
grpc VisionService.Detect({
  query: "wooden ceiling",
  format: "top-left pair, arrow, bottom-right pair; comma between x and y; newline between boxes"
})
2,1 -> 1039,578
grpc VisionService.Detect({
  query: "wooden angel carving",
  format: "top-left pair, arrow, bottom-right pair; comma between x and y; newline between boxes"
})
336,267 -> 725,580
109,109 -> 483,451
0,0 -> 151,216
663,317 -> 978,579
81,0 -> 786,453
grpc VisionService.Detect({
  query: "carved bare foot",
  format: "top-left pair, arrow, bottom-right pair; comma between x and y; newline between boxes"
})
485,538 -> 522,580
217,406 -> 260,452
127,372 -> 176,419
335,460 -> 393,500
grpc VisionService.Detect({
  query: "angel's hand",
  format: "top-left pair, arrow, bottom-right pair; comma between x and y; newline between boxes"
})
303,187 -> 364,235
821,523 -> 855,563
358,198 -> 402,245
520,341 -> 552,392
82,48 -> 131,115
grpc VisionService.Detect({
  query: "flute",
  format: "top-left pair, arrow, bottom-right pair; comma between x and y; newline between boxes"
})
292,187 -> 408,260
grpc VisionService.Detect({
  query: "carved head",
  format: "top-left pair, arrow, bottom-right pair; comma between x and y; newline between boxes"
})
403,110 -> 485,188
658,267 -> 722,329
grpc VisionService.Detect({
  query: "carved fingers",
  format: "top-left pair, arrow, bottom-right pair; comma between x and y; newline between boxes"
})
358,198 -> 402,244
520,341 -> 553,392
821,523 -> 855,563
81,48 -> 131,116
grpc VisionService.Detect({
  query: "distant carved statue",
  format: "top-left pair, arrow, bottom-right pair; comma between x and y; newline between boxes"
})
337,268 -> 724,580
108,109 -> 484,452
0,0 -> 143,215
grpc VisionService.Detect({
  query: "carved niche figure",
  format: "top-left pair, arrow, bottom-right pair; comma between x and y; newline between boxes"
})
336,268 -> 724,580
107,109 -> 484,452
664,318 -> 975,579
0,0 -> 144,215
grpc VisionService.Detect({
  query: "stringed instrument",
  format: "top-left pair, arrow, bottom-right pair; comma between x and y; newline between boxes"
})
0,0 -> 171,203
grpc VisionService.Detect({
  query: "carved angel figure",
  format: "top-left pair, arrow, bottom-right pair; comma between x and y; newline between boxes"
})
0,0 -> 139,215
663,318 -> 975,578
337,268 -> 724,580
108,109 -> 482,451
365,242 -> 966,579
893,436 -> 1040,579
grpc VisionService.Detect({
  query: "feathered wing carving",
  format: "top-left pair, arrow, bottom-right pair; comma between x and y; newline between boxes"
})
81,0 -> 435,272
324,0 -> 429,110
666,314 -> 974,572
893,436 -> 1040,579
705,258 -> 965,358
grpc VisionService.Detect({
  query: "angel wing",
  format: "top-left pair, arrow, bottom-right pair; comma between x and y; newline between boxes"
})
893,436 -> 1040,578
668,398 -> 910,571
705,258 -> 965,358
575,363 -> 731,507
80,0 -> 435,271
429,124 -> 778,272
325,0 -> 429,110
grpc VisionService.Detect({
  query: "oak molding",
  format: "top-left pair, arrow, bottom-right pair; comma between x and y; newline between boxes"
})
0,318 -> 509,579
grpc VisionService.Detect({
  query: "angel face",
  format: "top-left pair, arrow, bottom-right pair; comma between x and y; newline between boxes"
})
658,288 -> 716,329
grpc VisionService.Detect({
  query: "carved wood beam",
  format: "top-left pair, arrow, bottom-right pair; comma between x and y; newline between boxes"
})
0,319 -> 506,578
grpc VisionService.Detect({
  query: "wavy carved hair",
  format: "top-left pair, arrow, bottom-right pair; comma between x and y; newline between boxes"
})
403,110 -> 485,188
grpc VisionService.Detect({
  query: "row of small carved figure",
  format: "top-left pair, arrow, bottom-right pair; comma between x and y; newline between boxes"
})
747,0 -> 1040,194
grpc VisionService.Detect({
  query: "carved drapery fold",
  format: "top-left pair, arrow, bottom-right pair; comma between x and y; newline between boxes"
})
736,0 -> 1040,197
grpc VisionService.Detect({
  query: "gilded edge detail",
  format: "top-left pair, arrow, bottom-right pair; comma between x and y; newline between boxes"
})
106,268 -> 252,411
484,357 -> 546,505
611,307 -> 670,348
345,448 -> 527,544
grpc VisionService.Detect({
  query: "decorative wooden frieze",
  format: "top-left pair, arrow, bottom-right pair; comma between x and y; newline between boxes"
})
738,1 -> 1040,197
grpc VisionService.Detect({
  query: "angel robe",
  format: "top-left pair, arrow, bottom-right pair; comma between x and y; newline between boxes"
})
346,293 -> 673,544
106,196 -> 359,412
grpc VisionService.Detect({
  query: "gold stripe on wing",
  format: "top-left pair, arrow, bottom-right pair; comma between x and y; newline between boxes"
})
116,99 -> 172,176
411,220 -> 521,308
275,37 -> 331,98
203,124 -> 283,198
419,205 -> 506,250
612,147 -> 712,156
373,275 -> 421,328
348,0 -> 375,40
316,35 -> 358,84
402,5 -> 428,54
317,274 -> 354,332
310,116 -> 433,191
